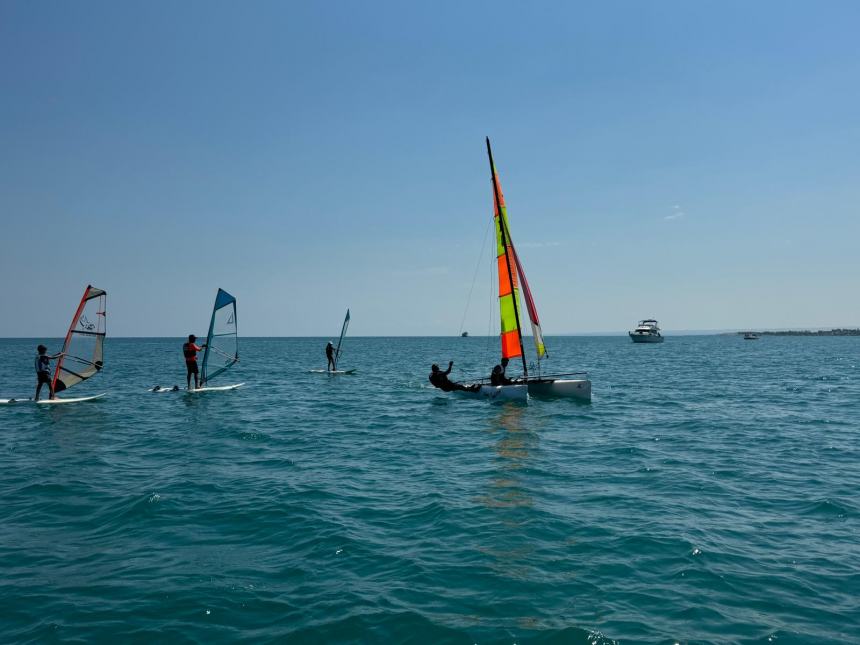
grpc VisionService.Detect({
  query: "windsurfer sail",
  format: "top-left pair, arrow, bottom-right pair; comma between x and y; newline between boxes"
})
52,285 -> 107,394
200,288 -> 239,387
333,309 -> 350,370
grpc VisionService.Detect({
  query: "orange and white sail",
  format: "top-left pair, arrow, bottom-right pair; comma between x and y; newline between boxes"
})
53,285 -> 106,393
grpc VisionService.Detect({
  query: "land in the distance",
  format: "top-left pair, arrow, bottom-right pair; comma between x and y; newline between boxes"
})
736,329 -> 860,336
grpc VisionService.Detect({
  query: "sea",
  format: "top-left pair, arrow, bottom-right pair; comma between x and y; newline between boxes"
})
0,335 -> 857,644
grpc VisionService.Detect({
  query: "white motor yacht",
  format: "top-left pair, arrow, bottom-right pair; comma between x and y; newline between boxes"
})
629,319 -> 664,343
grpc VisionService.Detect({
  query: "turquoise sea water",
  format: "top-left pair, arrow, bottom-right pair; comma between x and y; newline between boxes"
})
1,335 -> 857,643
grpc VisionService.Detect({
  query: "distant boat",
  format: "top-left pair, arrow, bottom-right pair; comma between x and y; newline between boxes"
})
461,331 -> 469,337
629,319 -> 664,343
743,332 -> 759,340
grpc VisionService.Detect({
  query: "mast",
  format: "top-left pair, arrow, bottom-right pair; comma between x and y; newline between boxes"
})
486,137 -> 528,377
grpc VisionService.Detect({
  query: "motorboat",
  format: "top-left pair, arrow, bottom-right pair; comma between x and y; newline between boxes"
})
629,319 -> 664,343
743,332 -> 759,340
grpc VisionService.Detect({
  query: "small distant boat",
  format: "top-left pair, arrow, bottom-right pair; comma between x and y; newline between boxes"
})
461,331 -> 469,337
743,332 -> 759,340
629,319 -> 664,343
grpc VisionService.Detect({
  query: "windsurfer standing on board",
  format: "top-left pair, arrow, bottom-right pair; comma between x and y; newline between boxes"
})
183,334 -> 207,390
34,344 -> 62,401
429,361 -> 480,393
326,341 -> 336,372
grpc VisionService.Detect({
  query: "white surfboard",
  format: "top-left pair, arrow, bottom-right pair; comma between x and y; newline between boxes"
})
187,383 -> 244,393
36,393 -> 107,404
308,369 -> 357,375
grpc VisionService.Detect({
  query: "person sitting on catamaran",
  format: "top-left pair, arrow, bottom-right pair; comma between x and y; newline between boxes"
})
429,361 -> 480,393
183,334 -> 207,390
326,341 -> 336,371
490,357 -> 514,386
34,344 -> 62,401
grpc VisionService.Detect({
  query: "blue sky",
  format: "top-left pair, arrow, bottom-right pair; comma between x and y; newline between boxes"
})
1,1 -> 859,337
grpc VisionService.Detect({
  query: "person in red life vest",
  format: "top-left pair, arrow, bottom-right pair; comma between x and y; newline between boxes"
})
183,334 -> 207,390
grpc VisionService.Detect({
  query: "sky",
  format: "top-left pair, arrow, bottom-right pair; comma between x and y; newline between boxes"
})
1,0 -> 859,337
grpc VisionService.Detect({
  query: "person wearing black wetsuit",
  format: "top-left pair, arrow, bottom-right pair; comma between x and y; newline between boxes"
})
34,344 -> 62,401
326,341 -> 336,372
490,357 -> 514,386
183,334 -> 207,390
429,361 -> 480,393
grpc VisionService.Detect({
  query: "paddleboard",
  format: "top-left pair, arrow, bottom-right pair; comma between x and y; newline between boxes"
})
187,383 -> 244,393
36,393 -> 107,405
308,369 -> 357,375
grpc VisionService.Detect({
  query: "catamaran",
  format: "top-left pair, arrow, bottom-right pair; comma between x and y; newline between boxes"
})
2,285 -> 107,404
310,309 -> 356,374
465,138 -> 592,402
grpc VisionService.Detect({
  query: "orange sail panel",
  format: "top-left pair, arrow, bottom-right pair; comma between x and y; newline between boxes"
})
492,165 -> 524,360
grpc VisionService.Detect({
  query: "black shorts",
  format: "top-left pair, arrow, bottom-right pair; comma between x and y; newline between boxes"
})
37,372 -> 52,385
186,362 -> 199,375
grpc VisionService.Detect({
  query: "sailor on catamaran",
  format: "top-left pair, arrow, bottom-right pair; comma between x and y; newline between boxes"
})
183,334 -> 207,390
34,344 -> 62,401
326,341 -> 336,372
429,361 -> 480,393
490,357 -> 514,386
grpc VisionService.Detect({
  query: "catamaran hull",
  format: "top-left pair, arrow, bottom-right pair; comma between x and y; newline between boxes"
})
478,384 -> 528,402
629,333 -> 664,343
452,384 -> 528,403
526,379 -> 591,401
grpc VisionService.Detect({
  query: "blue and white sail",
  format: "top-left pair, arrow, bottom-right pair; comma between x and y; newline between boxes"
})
200,288 -> 238,386
333,309 -> 350,371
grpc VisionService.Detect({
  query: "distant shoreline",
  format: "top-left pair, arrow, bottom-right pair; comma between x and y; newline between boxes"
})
734,329 -> 860,336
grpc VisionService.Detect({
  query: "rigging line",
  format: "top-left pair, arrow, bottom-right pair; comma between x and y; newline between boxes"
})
458,217 -> 493,336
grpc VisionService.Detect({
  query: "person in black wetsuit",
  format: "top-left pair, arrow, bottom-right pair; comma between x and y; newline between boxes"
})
34,344 -> 62,401
326,341 -> 336,372
490,357 -> 514,386
429,361 -> 480,392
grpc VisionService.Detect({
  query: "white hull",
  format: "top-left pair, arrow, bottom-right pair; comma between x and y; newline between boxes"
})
479,384 -> 528,402
526,378 -> 591,401
629,333 -> 664,343
37,393 -> 107,404
188,383 -> 244,393
453,384 -> 528,403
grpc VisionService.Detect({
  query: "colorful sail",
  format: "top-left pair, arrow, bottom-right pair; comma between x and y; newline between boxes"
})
489,147 -> 525,363
53,285 -> 106,393
334,309 -> 350,370
512,246 -> 547,359
201,288 -> 238,385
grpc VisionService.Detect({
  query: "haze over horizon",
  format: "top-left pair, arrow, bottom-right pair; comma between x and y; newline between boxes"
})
2,1 -> 859,338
